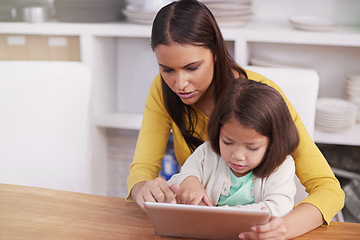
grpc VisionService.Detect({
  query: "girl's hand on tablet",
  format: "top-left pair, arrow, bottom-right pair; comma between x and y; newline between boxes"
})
175,176 -> 213,206
238,216 -> 287,240
132,177 -> 176,209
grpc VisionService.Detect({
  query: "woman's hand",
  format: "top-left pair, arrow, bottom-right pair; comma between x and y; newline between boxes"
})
174,176 -> 213,206
239,216 -> 287,240
238,203 -> 324,240
131,177 -> 176,209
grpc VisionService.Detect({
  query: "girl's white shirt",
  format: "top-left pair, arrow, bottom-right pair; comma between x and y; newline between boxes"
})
167,141 -> 296,217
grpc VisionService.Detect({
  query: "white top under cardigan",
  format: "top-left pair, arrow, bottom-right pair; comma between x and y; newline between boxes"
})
167,141 -> 296,217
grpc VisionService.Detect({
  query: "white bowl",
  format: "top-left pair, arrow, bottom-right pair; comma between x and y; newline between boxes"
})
289,15 -> 336,32
141,0 -> 172,12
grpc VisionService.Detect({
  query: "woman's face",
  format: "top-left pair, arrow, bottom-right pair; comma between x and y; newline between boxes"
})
154,42 -> 215,106
219,118 -> 269,178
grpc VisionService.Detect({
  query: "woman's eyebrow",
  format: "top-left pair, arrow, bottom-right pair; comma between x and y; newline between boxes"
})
159,63 -> 171,69
158,61 -> 202,69
182,61 -> 201,68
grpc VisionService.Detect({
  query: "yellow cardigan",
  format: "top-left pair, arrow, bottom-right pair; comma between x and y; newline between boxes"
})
126,71 -> 344,224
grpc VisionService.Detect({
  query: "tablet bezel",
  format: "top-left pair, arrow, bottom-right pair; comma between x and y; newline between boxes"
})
144,202 -> 271,240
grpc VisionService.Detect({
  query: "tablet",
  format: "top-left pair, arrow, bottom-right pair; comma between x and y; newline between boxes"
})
144,202 -> 271,240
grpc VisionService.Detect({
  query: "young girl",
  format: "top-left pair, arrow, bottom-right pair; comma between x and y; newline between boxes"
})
167,79 -> 299,217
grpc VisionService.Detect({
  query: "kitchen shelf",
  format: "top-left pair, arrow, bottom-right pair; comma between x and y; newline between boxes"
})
0,21 -> 151,37
0,20 -> 359,45
96,113 -> 143,130
314,124 -> 360,146
94,114 -> 360,147
332,167 -> 360,181
223,20 -> 360,47
2,21 -> 359,136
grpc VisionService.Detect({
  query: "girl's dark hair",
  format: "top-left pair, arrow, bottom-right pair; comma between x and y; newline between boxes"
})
208,79 -> 299,178
151,0 -> 247,152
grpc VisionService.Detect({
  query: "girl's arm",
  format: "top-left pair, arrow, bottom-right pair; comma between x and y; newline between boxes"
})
167,142 -> 215,206
172,175 -> 213,206
167,144 -> 206,205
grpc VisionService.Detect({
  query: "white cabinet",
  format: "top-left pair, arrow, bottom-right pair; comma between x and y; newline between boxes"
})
1,0 -> 359,194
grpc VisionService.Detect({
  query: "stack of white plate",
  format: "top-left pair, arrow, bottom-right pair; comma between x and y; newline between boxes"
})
122,6 -> 156,25
289,15 -> 337,32
123,0 -> 172,25
344,72 -> 360,122
200,0 -> 253,27
315,98 -> 358,133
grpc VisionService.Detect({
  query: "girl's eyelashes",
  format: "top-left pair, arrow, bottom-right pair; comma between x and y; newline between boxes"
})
247,147 -> 259,151
222,139 -> 232,145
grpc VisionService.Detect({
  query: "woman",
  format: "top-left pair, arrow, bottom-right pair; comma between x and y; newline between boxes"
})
126,0 -> 344,239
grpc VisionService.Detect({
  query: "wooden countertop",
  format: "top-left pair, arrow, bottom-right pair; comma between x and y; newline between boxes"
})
0,184 -> 359,239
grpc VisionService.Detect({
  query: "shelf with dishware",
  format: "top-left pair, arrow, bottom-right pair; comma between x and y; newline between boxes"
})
96,113 -> 143,130
1,0 -> 360,196
93,21 -> 360,148
94,117 -> 360,147
315,124 -> 360,147
3,20 -> 358,143
314,75 -> 360,147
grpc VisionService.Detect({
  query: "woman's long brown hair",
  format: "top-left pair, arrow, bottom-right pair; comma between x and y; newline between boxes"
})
151,0 -> 247,152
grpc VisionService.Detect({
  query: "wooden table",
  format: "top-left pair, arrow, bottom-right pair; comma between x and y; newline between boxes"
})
0,184 -> 359,240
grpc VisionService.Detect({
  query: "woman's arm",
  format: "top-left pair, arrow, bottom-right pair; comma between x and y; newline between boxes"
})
126,75 -> 172,203
239,203 -> 323,240
283,203 -> 324,238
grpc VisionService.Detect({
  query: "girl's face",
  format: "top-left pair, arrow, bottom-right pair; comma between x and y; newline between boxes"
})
219,118 -> 269,178
154,42 -> 215,107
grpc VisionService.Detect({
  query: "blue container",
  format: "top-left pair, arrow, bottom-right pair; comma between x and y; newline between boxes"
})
160,154 -> 179,181
160,133 -> 180,180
